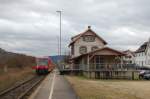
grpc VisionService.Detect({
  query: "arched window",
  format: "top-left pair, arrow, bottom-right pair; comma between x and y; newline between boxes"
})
91,46 -> 98,51
79,46 -> 87,54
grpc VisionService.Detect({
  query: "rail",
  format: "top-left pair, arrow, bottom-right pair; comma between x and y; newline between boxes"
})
0,75 -> 46,99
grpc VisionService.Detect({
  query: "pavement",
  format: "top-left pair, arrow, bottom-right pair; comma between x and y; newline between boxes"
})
29,70 -> 77,99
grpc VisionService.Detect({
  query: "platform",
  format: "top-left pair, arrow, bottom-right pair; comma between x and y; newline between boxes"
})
29,70 -> 77,99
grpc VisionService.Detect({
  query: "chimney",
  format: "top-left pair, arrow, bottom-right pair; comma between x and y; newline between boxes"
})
88,26 -> 91,29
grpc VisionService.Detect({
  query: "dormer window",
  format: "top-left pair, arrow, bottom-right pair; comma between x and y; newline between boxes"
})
79,46 -> 87,54
83,35 -> 95,42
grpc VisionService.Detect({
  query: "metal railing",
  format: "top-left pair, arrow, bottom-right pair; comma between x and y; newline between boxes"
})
88,63 -> 137,71
60,63 -> 138,71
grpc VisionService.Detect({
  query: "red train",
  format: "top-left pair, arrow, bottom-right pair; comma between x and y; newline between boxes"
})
35,57 -> 54,74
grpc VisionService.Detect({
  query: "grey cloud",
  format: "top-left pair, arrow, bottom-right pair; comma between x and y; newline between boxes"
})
0,0 -> 150,56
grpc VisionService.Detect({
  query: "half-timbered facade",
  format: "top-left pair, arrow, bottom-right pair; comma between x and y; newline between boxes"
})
134,39 -> 150,68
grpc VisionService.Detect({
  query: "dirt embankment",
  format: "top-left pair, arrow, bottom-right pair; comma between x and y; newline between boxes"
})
0,48 -> 36,91
0,67 -> 35,92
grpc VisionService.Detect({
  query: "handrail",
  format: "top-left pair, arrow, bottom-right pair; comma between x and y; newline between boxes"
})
60,63 -> 139,71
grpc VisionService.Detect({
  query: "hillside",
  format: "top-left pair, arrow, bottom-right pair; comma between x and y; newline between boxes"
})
50,55 -> 65,63
0,48 -> 36,68
50,55 -> 71,64
0,48 -> 36,91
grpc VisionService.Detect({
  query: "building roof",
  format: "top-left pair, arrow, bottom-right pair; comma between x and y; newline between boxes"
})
89,47 -> 125,55
123,50 -> 135,56
71,47 -> 125,60
69,26 -> 107,47
135,42 -> 148,53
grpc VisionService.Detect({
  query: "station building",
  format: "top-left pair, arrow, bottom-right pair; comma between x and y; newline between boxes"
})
66,26 -> 139,79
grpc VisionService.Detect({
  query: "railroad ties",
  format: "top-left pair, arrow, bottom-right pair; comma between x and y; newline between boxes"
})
0,75 -> 46,99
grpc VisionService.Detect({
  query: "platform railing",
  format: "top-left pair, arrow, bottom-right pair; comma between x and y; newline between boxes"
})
89,63 -> 138,71
69,63 -> 138,71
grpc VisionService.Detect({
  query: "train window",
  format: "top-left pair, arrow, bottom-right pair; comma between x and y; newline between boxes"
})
37,59 -> 48,66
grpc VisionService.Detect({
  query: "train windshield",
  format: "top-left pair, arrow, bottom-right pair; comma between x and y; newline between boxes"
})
37,59 -> 48,66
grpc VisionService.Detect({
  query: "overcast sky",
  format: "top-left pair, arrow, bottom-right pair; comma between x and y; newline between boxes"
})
0,0 -> 150,56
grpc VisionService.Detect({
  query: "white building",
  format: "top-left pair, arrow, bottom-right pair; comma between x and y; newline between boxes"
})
134,40 -> 150,68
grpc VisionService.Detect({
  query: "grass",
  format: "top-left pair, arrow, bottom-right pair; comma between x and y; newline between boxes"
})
66,76 -> 150,99
0,67 -> 35,92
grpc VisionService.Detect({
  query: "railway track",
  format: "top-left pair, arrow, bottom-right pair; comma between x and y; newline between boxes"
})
0,75 -> 46,99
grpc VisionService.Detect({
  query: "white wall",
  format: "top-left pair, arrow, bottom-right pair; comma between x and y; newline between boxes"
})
145,45 -> 150,67
72,31 -> 105,57
134,52 -> 146,66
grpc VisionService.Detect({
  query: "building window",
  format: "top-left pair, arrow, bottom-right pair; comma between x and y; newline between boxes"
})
83,35 -> 95,42
71,45 -> 74,55
95,56 -> 104,69
129,61 -> 132,63
142,52 -> 144,56
149,60 -> 150,65
79,46 -> 87,54
91,46 -> 98,51
148,53 -> 150,56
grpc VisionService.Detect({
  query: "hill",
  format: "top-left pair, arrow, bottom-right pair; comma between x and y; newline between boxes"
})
0,48 -> 36,68
49,55 -> 65,64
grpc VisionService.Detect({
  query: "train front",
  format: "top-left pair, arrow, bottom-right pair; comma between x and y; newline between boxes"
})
36,58 -> 49,74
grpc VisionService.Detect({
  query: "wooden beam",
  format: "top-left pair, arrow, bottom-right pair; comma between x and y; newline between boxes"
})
89,54 -> 95,60
87,54 -> 90,71
120,56 -> 123,69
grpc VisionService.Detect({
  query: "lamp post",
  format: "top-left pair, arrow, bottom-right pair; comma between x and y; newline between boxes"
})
56,10 -> 62,57
57,36 -> 59,57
